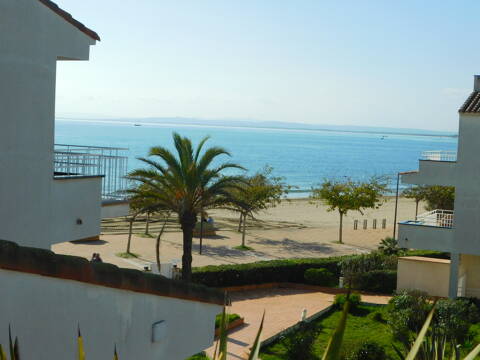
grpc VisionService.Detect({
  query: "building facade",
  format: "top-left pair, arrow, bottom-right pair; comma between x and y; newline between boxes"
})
397,75 -> 480,298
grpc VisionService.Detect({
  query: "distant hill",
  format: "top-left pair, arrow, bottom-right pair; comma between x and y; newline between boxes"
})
56,116 -> 458,138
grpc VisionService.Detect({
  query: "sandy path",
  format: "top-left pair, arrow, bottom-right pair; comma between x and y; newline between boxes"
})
53,197 -> 422,269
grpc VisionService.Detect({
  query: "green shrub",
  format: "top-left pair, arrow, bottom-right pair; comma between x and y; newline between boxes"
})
192,256 -> 347,287
353,270 -> 397,294
334,293 -> 361,309
378,237 -> 402,255
433,298 -> 480,343
346,341 -> 387,360
185,352 -> 210,360
369,311 -> 385,323
387,290 -> 432,345
283,321 -> 319,360
304,268 -> 336,286
214,313 -> 241,329
190,250 -> 447,288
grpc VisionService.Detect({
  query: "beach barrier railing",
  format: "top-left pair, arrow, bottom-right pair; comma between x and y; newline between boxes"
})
54,144 -> 129,200
421,150 -> 457,162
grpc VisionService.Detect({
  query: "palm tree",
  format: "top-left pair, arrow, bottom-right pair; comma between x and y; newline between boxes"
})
128,133 -> 245,281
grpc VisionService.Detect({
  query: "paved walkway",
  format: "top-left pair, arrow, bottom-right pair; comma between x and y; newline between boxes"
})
205,287 -> 390,360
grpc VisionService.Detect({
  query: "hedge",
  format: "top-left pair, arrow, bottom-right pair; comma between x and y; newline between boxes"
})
304,268 -> 337,286
191,250 -> 447,288
353,270 -> 397,294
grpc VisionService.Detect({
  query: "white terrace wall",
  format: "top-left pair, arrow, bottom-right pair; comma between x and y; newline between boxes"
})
397,257 -> 450,297
0,0 -> 101,248
0,269 -> 220,360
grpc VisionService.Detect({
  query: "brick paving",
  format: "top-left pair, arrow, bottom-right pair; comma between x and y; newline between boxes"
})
205,287 -> 390,360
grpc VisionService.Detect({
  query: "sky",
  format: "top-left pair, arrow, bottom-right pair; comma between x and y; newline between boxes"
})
54,0 -> 480,132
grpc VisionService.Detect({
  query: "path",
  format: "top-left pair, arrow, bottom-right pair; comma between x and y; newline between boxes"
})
205,287 -> 390,360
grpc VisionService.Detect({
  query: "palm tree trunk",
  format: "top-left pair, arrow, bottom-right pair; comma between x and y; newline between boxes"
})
242,213 -> 247,247
145,212 -> 150,235
180,212 -> 196,281
415,200 -> 419,218
339,211 -> 343,244
238,214 -> 243,232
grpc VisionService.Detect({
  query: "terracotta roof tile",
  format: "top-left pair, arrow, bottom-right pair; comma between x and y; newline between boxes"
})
459,91 -> 480,113
37,0 -> 100,41
0,239 -> 225,306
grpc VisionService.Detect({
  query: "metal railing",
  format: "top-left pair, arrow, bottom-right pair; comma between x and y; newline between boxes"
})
54,144 -> 129,200
414,209 -> 454,228
421,150 -> 457,162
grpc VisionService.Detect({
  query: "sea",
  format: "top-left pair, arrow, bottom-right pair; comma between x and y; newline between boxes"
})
55,120 -> 458,197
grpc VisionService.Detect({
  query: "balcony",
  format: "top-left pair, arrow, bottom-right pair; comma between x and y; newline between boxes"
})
421,150 -> 457,162
54,144 -> 129,201
398,209 -> 455,252
401,151 -> 457,186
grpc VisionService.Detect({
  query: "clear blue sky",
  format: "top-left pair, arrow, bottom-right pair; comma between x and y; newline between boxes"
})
54,0 -> 480,131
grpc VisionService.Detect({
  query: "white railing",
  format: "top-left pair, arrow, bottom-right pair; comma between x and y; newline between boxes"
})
421,150 -> 457,162
54,144 -> 129,200
414,209 -> 454,228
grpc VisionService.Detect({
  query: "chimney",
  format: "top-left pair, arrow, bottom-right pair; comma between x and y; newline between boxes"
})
474,75 -> 480,92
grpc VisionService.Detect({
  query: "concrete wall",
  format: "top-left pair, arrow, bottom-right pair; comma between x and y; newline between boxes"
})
0,0 -> 100,248
52,177 -> 102,243
397,257 -> 450,297
0,269 -> 220,360
101,201 -> 130,219
459,254 -> 480,298
402,160 -> 457,186
452,113 -> 480,255
398,223 -> 454,253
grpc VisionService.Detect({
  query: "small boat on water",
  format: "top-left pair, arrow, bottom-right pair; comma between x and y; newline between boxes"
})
134,124 -> 141,127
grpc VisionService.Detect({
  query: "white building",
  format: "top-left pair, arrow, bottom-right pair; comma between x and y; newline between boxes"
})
0,0 -> 128,249
397,75 -> 480,299
0,1 -> 223,358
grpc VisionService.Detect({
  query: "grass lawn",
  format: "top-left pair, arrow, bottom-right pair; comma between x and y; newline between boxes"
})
260,304 -> 399,360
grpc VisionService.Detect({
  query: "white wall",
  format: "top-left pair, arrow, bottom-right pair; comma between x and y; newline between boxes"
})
0,269 -> 220,360
451,114 -> 480,255
0,0 -> 101,248
398,223 -> 454,253
101,201 -> 130,219
397,257 -> 450,297
402,160 -> 456,187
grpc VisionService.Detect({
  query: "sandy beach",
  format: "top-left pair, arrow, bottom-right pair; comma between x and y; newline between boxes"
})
53,197 -> 423,270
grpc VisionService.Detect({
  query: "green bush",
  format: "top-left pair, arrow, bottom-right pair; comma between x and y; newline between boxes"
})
386,290 -> 432,345
192,256 -> 347,287
433,298 -> 480,343
353,270 -> 397,294
304,268 -> 336,286
346,341 -> 387,360
283,321 -> 319,360
190,250 -> 448,288
214,313 -> 241,329
334,293 -> 361,309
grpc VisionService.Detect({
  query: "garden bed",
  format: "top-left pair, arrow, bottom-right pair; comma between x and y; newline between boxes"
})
214,313 -> 244,336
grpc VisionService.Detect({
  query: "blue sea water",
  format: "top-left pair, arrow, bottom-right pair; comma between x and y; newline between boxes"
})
55,120 -> 458,196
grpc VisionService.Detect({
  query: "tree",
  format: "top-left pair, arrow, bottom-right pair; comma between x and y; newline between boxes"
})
311,177 -> 387,244
402,186 -> 426,217
422,185 -> 455,211
230,166 -> 289,248
128,133 -> 244,281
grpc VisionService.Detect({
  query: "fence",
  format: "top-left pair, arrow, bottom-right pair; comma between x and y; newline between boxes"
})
54,144 -> 129,200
